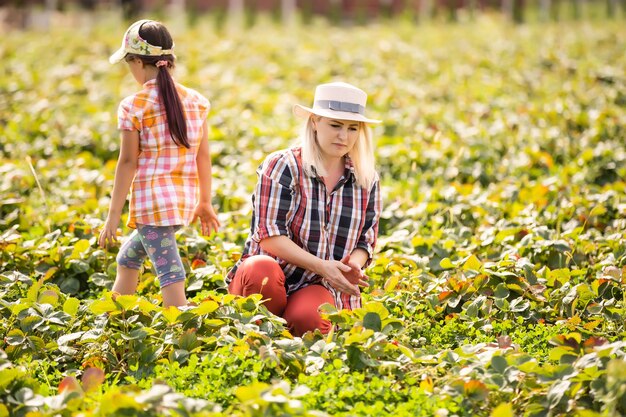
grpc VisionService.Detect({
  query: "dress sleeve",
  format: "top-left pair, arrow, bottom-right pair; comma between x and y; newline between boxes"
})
117,98 -> 141,131
355,178 -> 382,268
250,152 -> 296,243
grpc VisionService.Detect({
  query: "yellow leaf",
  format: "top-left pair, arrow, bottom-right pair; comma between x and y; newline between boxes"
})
384,275 -> 400,292
63,297 -> 81,316
463,255 -> 482,271
420,377 -> 434,393
90,299 -> 118,315
115,295 -> 138,310
43,267 -> 58,282
490,402 -> 514,417
583,320 -> 601,331
162,306 -> 181,324
440,258 -> 454,269
192,300 -> 219,315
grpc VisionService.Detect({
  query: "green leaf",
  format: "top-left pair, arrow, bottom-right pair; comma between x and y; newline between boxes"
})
363,302 -> 390,320
63,297 -> 81,316
20,316 -> 43,333
6,329 -> 25,346
60,277 -> 81,294
547,380 -> 571,408
0,369 -> 21,391
69,259 -> 90,273
363,312 -> 382,332
509,297 -> 530,312
494,283 -> 510,299
490,355 -> 508,374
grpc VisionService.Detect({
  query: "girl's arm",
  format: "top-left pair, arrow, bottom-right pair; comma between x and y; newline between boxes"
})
192,120 -> 220,236
98,130 -> 140,248
260,236 -> 362,296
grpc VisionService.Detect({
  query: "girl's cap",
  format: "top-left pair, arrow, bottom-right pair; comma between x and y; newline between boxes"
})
109,19 -> 174,64
293,82 -> 381,124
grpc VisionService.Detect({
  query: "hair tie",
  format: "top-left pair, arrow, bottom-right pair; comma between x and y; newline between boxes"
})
155,60 -> 168,68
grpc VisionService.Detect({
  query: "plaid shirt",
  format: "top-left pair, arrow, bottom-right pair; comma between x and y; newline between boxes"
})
117,79 -> 210,228
227,147 -> 382,310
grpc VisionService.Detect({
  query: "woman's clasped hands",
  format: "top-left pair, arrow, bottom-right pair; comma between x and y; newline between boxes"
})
318,254 -> 369,297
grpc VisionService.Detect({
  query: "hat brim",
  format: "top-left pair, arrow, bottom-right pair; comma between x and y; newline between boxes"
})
109,47 -> 127,64
293,104 -> 381,124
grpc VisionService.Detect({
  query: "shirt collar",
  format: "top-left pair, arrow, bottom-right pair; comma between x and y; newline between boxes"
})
143,78 -> 158,88
309,155 -> 356,182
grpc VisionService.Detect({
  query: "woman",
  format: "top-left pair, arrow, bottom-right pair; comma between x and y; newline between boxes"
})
226,82 -> 382,336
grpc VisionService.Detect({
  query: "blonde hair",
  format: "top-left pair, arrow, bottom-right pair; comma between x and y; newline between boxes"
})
300,116 -> 377,189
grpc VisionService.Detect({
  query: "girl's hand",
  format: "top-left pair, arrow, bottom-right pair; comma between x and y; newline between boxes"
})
340,254 -> 369,287
98,217 -> 120,248
192,202 -> 220,236
317,260 -> 360,296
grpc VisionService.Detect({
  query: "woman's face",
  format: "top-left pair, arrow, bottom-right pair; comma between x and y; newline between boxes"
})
313,116 -> 360,161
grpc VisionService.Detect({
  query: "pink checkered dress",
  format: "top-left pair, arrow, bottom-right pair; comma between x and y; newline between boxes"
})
117,79 -> 210,228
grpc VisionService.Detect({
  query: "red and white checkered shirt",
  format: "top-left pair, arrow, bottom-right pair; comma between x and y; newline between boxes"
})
227,147 -> 382,311
117,79 -> 210,228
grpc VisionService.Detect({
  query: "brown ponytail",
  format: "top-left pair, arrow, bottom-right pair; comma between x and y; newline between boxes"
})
155,62 -> 189,148
129,21 -> 189,148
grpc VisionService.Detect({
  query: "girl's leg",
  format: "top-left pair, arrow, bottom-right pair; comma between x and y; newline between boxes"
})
282,284 -> 335,336
161,281 -> 187,308
136,225 -> 187,307
114,230 -> 147,296
228,255 -> 287,316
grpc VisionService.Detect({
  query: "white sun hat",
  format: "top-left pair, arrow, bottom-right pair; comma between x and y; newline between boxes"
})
293,82 -> 381,124
109,19 -> 174,64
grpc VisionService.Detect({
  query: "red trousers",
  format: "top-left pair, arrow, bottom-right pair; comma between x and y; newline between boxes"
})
228,255 -> 335,336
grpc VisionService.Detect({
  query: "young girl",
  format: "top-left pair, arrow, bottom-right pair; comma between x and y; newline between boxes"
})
99,19 -> 219,307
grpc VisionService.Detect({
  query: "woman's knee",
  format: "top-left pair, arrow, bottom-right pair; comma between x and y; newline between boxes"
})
236,255 -> 285,287
286,309 -> 332,336
230,255 -> 287,316
283,284 -> 335,336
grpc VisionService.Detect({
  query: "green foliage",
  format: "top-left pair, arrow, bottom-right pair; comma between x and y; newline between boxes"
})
0,14 -> 625,417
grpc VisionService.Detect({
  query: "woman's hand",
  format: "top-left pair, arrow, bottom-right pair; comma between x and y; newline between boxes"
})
192,202 -> 220,236
98,217 -> 120,248
317,260 -> 360,296
340,254 -> 369,287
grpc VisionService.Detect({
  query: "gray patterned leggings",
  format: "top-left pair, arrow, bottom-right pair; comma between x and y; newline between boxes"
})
116,224 -> 185,288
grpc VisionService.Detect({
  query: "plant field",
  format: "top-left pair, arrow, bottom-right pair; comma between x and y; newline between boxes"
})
1,15 -> 625,417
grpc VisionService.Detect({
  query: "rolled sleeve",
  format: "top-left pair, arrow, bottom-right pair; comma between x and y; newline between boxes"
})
356,179 -> 382,268
117,98 -> 141,131
251,153 -> 296,243
199,96 -> 210,121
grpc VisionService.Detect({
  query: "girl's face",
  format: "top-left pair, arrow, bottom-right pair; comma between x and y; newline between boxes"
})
125,56 -> 147,84
312,116 -> 360,161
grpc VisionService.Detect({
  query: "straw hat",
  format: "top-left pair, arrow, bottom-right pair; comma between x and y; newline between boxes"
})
293,82 -> 381,124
